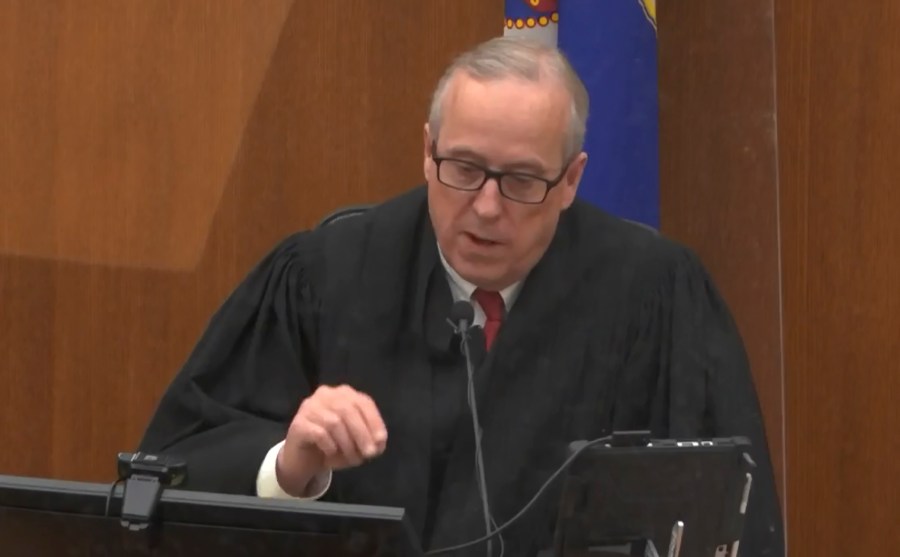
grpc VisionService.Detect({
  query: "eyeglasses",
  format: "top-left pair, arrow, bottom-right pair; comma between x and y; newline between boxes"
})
430,142 -> 570,205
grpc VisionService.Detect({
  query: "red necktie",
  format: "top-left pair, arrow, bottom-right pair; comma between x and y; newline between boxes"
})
472,288 -> 505,350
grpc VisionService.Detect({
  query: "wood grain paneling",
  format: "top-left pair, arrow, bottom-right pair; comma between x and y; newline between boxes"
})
0,0 -> 294,269
659,0 -> 900,553
657,0 -> 785,507
0,0 -> 502,482
777,0 -> 900,554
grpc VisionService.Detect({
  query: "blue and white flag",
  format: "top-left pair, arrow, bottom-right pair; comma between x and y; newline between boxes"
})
504,0 -> 659,228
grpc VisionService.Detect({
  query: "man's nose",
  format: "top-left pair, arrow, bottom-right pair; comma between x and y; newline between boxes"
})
472,178 -> 504,219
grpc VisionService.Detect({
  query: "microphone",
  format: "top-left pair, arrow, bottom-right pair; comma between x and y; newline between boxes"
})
447,300 -> 501,557
449,300 -> 475,336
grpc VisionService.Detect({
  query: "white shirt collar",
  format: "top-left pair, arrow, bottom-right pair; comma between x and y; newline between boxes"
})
437,244 -> 524,310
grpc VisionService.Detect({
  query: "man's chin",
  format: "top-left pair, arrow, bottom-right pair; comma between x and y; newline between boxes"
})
454,260 -> 509,290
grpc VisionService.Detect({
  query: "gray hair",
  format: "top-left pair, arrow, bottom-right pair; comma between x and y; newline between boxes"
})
428,36 -> 590,161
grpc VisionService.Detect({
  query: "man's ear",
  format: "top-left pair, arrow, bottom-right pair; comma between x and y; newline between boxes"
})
560,152 -> 588,209
423,123 -> 432,179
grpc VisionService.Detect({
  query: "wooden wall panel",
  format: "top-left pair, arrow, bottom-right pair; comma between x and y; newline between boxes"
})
0,0 -> 502,482
0,0 -> 295,269
657,0 -> 785,507
777,0 -> 900,554
660,0 -> 900,553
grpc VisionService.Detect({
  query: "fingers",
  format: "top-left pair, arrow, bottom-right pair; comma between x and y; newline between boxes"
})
308,406 -> 364,466
294,385 -> 387,468
301,421 -> 338,458
339,401 -> 379,458
353,392 -> 388,450
326,386 -> 387,457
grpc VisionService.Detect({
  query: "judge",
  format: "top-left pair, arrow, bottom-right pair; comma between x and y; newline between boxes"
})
140,36 -> 785,556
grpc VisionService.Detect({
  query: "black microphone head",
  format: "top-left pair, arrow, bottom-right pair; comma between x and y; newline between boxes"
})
449,300 -> 475,326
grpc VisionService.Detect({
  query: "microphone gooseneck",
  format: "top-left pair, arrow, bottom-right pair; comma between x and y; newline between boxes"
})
446,300 -> 501,557
427,298 -> 622,556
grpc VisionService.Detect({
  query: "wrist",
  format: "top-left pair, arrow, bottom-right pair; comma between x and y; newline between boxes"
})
274,444 -> 321,497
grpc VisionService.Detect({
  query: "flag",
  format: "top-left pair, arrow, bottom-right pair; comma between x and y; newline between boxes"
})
503,0 -> 558,46
504,0 -> 659,228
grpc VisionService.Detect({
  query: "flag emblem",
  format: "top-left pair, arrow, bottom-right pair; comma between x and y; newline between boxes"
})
503,0 -> 558,46
639,0 -> 657,31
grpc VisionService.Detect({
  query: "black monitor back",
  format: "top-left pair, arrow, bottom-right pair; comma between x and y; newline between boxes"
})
553,437 -> 754,557
0,474 -> 423,557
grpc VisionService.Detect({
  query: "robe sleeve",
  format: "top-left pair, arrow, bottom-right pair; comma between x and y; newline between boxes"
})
622,245 -> 785,557
138,233 -> 322,496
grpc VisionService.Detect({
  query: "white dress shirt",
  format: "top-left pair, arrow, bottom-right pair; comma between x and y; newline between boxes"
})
256,246 -> 524,499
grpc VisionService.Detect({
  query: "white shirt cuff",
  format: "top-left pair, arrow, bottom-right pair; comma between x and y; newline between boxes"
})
255,440 -> 332,499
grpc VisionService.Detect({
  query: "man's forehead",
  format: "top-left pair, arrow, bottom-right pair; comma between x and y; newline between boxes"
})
446,70 -> 568,105
444,77 -> 568,138
438,74 -> 570,167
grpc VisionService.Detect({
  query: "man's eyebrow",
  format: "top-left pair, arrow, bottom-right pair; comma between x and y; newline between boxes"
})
442,146 -> 486,162
442,146 -> 547,173
502,160 -> 547,174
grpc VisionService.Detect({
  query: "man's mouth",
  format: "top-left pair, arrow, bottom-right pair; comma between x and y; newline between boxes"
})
464,231 -> 501,247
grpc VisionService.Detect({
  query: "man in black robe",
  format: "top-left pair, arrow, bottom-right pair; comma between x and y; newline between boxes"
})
140,37 -> 785,556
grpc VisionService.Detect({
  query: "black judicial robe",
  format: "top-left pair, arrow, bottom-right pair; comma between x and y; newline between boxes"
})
139,186 -> 784,556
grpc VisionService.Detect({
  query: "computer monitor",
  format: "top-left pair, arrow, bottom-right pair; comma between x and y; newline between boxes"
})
552,434 -> 754,557
0,474 -> 423,557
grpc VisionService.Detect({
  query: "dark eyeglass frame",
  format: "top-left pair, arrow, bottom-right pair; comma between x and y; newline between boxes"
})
430,141 -> 572,205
